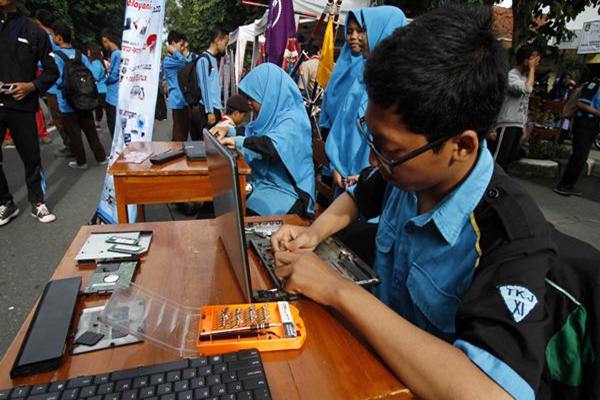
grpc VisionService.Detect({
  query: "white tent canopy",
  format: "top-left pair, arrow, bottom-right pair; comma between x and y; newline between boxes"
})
226,0 -> 369,93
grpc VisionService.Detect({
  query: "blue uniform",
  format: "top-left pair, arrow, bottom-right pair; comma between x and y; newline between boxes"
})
236,63 -> 315,216
52,47 -> 94,113
196,51 -> 222,113
318,15 -> 364,130
45,34 -> 60,96
90,59 -> 107,94
325,7 -> 407,181
105,49 -> 121,107
162,51 -> 190,110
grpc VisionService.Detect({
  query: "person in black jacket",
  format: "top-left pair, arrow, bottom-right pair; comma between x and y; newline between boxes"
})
0,0 -> 59,225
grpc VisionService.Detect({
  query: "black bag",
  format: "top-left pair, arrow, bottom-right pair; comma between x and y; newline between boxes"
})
177,52 -> 213,106
55,50 -> 98,111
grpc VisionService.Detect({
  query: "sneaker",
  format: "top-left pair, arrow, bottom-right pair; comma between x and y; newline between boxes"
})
553,186 -> 583,197
68,161 -> 88,169
54,147 -> 76,158
30,203 -> 56,223
98,158 -> 109,165
3,139 -> 15,149
0,201 -> 19,226
40,136 -> 53,144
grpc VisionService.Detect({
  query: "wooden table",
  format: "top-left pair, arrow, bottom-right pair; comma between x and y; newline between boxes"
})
108,142 -> 251,223
0,217 -> 412,399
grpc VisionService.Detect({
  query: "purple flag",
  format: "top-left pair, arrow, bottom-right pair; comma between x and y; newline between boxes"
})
265,0 -> 297,66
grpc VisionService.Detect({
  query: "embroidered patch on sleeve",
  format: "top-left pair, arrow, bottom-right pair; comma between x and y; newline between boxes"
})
498,285 -> 538,323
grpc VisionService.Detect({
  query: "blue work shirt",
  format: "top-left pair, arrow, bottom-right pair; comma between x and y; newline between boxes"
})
371,144 -> 493,338
90,59 -> 107,94
196,51 -> 222,113
46,34 -> 60,95
52,47 -> 94,113
576,80 -> 600,121
105,49 -> 121,107
162,50 -> 190,110
235,137 -> 299,215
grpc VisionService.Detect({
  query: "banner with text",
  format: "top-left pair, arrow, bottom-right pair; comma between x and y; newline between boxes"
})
578,20 -> 600,54
96,0 -> 165,223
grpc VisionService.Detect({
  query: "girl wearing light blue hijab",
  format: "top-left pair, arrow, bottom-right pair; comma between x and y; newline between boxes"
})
319,13 -> 365,132
325,7 -> 407,193
221,63 -> 315,217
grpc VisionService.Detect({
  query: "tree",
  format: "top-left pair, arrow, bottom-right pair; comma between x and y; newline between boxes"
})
20,0 -> 125,44
165,0 -> 262,52
383,0 -> 600,51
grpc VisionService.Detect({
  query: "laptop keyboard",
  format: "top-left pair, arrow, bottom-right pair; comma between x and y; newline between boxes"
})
0,349 -> 271,400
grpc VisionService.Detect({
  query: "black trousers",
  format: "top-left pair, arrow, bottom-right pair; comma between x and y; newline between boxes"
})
172,108 -> 191,142
558,117 -> 598,189
488,126 -> 523,170
95,93 -> 106,122
63,110 -> 107,165
0,107 -> 44,204
191,104 -> 221,140
45,94 -> 70,148
105,103 -> 117,138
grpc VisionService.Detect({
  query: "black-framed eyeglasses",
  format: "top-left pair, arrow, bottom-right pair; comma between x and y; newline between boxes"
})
356,116 -> 458,175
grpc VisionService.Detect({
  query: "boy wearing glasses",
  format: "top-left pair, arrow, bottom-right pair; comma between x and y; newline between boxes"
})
271,4 -> 599,399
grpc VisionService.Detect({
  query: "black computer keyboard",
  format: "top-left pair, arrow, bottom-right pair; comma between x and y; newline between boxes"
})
0,349 -> 271,400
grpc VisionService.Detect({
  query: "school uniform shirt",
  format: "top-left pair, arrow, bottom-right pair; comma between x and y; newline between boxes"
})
90,59 -> 107,94
52,47 -> 94,113
45,33 -> 61,96
575,80 -> 600,122
162,50 -> 190,110
0,12 -> 58,113
325,7 -> 406,180
196,50 -> 223,113
350,143 -> 600,399
235,63 -> 315,217
105,49 -> 121,107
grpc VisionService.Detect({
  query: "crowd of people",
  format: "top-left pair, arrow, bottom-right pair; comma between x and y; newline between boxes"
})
2,0 -> 600,397
0,2 -> 126,225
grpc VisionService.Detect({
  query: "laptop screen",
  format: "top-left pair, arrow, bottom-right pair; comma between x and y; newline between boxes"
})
203,129 -> 253,303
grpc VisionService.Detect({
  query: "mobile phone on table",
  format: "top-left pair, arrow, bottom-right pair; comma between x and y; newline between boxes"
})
108,244 -> 143,255
106,235 -> 140,246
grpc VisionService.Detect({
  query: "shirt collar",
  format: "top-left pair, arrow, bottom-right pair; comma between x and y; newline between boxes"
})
410,140 -> 494,245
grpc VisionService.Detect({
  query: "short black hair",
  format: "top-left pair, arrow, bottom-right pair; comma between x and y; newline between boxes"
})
167,31 -> 185,45
364,4 -> 508,144
515,44 -> 538,66
101,28 -> 121,47
210,26 -> 228,43
306,45 -> 319,56
34,9 -> 53,28
52,20 -> 72,44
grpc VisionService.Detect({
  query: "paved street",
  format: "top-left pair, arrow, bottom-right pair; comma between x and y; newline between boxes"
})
1,116 -> 599,358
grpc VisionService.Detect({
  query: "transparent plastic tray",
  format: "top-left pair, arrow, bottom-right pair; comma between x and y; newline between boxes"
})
99,282 -> 203,357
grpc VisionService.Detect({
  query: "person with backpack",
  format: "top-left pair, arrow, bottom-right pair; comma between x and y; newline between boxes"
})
87,42 -> 107,129
163,31 -> 193,141
51,21 -> 106,169
194,26 -> 228,132
0,0 -> 59,225
101,28 -> 121,138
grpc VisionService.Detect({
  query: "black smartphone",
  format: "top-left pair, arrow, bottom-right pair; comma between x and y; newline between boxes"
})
106,236 -> 140,246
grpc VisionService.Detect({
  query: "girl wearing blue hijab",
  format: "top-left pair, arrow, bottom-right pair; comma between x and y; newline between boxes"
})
319,13 -> 365,132
220,63 -> 315,217
325,7 -> 407,193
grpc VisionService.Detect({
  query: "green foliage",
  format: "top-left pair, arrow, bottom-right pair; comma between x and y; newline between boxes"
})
165,0 -> 262,52
383,0 -> 598,55
554,51 -> 589,82
528,140 -> 572,160
19,0 -> 125,45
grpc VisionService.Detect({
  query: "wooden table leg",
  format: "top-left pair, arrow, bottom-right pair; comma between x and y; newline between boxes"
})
240,175 -> 247,216
114,178 -> 129,224
136,205 -> 145,222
